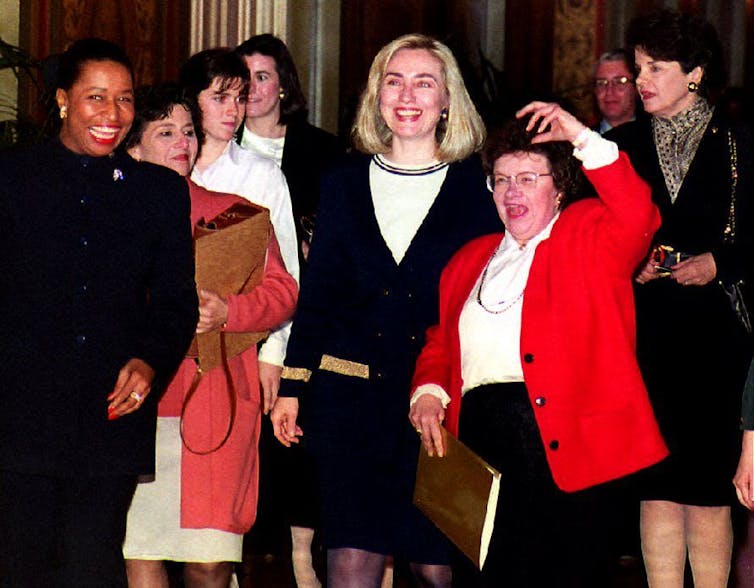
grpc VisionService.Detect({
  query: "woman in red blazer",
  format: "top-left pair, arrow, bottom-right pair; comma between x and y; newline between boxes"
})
410,102 -> 668,587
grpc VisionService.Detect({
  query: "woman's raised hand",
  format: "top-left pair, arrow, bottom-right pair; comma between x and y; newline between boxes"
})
516,101 -> 588,145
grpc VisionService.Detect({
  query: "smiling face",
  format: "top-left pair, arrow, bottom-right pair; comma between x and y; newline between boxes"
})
634,48 -> 702,119
594,60 -> 637,127
378,48 -> 448,152
491,152 -> 561,245
129,105 -> 198,177
243,53 -> 281,124
56,59 -> 134,156
197,76 -> 247,147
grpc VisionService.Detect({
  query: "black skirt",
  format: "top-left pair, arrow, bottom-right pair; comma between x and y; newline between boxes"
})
635,279 -> 751,505
455,383 -> 620,588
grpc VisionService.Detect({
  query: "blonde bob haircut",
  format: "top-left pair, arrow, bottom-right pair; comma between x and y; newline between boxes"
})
351,33 -> 485,163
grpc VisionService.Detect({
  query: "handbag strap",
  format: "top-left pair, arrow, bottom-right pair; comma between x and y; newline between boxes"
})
180,331 -> 237,455
723,128 -> 738,244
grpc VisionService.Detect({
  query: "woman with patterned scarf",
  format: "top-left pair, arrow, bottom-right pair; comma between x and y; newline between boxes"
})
608,9 -> 754,587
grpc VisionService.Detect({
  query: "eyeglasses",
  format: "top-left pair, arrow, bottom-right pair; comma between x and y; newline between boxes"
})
486,172 -> 553,192
594,76 -> 634,91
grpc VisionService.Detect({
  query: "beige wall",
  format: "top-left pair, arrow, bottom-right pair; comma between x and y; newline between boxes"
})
0,0 -> 20,122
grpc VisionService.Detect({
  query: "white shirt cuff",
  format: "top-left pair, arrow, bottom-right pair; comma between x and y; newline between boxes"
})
410,384 -> 451,408
572,129 -> 619,170
257,320 -> 290,366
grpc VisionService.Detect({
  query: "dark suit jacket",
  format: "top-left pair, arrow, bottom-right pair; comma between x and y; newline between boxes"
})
280,153 -> 500,456
281,119 -> 343,232
608,110 -> 754,493
0,140 -> 198,477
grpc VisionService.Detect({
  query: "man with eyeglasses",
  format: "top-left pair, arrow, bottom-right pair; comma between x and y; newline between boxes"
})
593,49 -> 639,134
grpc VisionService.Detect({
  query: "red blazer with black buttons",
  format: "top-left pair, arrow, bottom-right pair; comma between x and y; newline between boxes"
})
411,153 -> 669,492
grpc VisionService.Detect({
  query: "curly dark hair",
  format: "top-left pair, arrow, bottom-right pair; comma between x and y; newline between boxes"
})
482,116 -> 583,207
235,34 -> 308,125
626,9 -> 725,98
123,82 -> 204,152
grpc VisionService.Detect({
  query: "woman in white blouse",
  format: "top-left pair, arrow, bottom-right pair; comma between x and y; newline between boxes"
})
410,102 -> 668,587
179,48 -> 299,411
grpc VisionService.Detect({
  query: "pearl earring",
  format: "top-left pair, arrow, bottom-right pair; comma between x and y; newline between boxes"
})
59,105 -> 67,119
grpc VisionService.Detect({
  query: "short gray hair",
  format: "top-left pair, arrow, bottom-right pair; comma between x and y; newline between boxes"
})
593,48 -> 632,77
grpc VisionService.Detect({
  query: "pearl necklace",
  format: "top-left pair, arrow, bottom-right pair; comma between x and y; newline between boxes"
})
476,249 -> 525,314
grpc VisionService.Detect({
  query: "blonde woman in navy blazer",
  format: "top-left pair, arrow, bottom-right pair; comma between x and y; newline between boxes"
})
271,34 -> 499,587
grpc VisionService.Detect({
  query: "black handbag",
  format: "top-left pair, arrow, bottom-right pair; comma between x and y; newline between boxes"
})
719,129 -> 753,334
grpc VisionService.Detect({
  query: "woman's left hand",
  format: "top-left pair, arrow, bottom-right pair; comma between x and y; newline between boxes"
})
196,289 -> 229,334
670,252 -> 716,287
516,101 -> 588,145
409,395 -> 446,457
106,357 -> 155,420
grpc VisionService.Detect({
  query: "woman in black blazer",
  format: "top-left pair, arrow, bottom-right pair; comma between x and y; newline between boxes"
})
608,11 -> 754,586
271,34 -> 499,587
235,34 -> 343,587
0,40 -> 197,587
236,34 -> 342,267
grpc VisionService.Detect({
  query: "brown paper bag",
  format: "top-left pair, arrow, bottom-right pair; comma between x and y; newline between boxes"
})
413,428 -> 501,569
187,202 -> 271,371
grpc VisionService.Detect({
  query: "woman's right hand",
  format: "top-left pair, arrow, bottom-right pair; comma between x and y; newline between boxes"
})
409,394 -> 446,457
516,101 -> 588,145
734,430 -> 754,510
635,256 -> 663,284
271,397 -> 303,447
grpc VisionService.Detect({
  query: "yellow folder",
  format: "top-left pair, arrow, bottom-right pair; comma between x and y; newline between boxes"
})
413,428 -> 501,569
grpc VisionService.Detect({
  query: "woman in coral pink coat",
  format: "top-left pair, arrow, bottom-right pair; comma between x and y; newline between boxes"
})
121,84 -> 297,588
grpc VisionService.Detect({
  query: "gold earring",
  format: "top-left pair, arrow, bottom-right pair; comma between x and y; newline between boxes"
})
59,105 -> 67,119
687,81 -> 698,93
279,89 -> 286,100
440,108 -> 448,120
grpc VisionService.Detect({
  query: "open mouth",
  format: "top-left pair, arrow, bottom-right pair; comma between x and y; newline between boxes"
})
395,108 -> 421,120
89,126 -> 120,143
505,204 -> 527,218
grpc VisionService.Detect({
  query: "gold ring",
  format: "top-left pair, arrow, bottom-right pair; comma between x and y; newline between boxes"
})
130,391 -> 143,403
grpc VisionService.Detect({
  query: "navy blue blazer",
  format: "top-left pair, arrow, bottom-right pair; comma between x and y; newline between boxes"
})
280,153 -> 500,455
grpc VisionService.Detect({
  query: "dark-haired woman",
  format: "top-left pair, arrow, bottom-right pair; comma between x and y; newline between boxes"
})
411,102 -> 667,587
607,10 -> 754,586
0,40 -> 197,587
236,34 -> 342,264
179,48 -> 299,417
121,83 -> 297,588
235,34 -> 342,587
